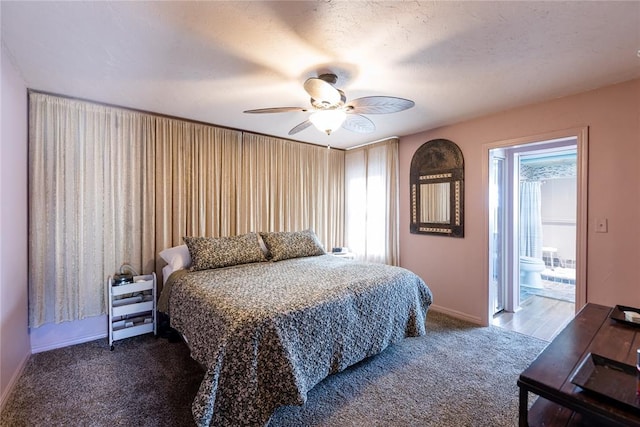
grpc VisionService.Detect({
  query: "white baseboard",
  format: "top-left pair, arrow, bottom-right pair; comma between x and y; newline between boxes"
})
428,304 -> 484,326
30,315 -> 108,354
31,331 -> 108,354
0,350 -> 29,412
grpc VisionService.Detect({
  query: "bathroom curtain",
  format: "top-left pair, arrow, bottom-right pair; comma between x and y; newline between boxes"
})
519,180 -> 543,259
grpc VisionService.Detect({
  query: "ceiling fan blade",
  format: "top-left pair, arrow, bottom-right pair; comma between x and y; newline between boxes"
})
303,77 -> 341,105
244,107 -> 308,114
342,114 -> 375,134
288,120 -> 313,135
347,96 -> 415,114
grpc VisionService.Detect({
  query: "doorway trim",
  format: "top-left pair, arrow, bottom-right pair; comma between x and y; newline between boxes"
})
481,127 -> 588,326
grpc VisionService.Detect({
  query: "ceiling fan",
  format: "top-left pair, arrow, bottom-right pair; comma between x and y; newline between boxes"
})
243,73 -> 415,136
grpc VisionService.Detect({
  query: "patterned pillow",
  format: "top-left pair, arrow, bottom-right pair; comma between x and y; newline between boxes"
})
260,229 -> 325,261
183,232 -> 267,271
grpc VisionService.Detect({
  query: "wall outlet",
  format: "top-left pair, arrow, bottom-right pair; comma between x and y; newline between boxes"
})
595,218 -> 608,233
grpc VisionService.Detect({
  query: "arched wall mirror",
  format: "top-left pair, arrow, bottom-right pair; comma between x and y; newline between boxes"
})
410,139 -> 464,237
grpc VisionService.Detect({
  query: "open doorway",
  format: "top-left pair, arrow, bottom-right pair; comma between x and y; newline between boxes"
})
486,132 -> 587,341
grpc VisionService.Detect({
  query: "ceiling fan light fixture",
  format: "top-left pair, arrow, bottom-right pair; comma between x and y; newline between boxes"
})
244,74 -> 414,137
309,109 -> 346,135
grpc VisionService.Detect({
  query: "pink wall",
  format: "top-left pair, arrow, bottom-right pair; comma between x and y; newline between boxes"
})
399,79 -> 640,324
0,47 -> 31,406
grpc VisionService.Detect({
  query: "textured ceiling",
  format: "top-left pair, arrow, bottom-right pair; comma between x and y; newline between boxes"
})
2,1 -> 639,149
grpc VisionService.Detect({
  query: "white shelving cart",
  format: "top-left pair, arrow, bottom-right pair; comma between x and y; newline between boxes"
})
107,272 -> 157,350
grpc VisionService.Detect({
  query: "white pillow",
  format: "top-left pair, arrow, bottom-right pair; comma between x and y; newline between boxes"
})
162,264 -> 174,286
159,244 -> 192,270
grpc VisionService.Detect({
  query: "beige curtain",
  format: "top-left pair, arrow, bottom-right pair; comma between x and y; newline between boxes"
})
238,133 -> 344,245
28,93 -> 345,327
344,139 -> 399,265
153,119 -> 243,249
154,126 -> 344,273
29,94 -> 156,327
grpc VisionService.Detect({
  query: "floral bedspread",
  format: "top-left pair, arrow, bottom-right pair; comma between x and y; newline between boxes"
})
162,254 -> 433,427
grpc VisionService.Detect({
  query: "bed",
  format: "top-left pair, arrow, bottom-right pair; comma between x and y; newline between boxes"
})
158,230 -> 433,427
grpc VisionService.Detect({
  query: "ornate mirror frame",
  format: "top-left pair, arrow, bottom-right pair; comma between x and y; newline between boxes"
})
410,138 -> 464,237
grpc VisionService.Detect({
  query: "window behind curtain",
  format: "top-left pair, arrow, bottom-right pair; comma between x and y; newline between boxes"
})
344,139 -> 399,265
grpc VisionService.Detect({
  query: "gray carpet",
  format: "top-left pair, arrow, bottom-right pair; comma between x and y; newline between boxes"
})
1,311 -> 548,427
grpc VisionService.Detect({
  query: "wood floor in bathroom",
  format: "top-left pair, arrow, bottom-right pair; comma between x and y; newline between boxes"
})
492,295 -> 575,342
